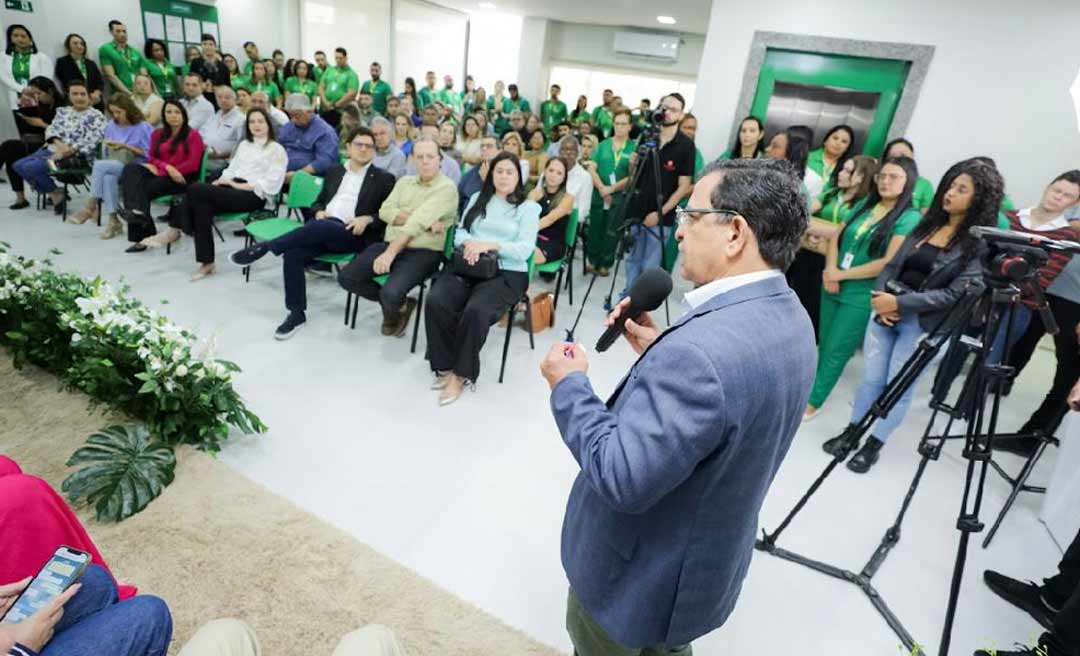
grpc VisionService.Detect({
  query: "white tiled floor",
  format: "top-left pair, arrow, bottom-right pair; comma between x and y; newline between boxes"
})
0,192 -> 1064,655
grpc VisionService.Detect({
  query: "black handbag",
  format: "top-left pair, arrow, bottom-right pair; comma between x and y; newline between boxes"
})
452,245 -> 499,280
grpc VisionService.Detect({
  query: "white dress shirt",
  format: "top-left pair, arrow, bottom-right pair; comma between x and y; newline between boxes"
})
268,106 -> 289,128
179,94 -> 215,131
218,137 -> 288,200
684,269 -> 784,309
200,107 -> 246,161
325,162 -> 371,220
567,163 -> 594,222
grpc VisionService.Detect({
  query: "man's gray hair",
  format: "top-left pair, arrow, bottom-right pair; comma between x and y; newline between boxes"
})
284,93 -> 312,111
214,85 -> 236,100
370,116 -> 393,131
412,134 -> 442,160
251,90 -> 269,102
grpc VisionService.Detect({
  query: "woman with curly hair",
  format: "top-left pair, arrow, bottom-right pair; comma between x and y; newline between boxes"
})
822,159 -> 1005,473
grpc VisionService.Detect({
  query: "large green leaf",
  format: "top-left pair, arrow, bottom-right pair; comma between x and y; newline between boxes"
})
61,424 -> 176,523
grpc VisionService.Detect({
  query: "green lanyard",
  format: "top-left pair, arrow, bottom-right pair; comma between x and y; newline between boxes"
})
117,45 -> 138,70
156,61 -> 172,82
75,58 -> 87,81
612,140 -> 629,170
853,204 -> 887,240
12,52 -> 30,85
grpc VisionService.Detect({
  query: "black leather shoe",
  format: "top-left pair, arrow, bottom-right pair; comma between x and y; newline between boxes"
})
822,434 -> 850,457
125,244 -> 147,253
847,438 -> 883,473
228,242 -> 271,267
8,199 -> 28,210
991,435 -> 1040,458
983,570 -> 1057,630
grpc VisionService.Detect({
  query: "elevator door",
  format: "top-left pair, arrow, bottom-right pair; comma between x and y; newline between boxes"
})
748,49 -> 910,157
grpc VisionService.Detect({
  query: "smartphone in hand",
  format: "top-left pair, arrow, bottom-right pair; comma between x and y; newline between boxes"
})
0,546 -> 90,625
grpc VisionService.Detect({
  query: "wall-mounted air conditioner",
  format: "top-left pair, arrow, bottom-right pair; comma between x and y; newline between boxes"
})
613,31 -> 680,61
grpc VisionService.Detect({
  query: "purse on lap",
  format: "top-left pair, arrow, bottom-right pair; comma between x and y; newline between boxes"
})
452,245 -> 499,280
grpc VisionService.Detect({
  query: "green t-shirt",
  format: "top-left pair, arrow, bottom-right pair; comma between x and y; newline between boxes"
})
835,206 -> 922,307
487,96 -> 512,134
806,148 -> 839,182
436,87 -> 461,112
249,80 -> 280,104
417,86 -> 436,108
591,106 -> 613,138
590,137 -> 636,208
321,65 -> 360,104
311,65 -> 326,83
285,77 -> 318,101
98,42 -> 146,90
230,73 -> 250,90
816,191 -> 865,225
912,176 -> 935,211
146,60 -> 177,98
361,79 -> 393,115
507,97 -> 530,115
242,57 -> 260,78
541,99 -> 568,130
570,110 -> 591,126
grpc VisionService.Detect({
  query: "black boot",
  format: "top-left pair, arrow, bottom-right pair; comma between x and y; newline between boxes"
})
847,437 -> 883,473
822,425 -> 856,457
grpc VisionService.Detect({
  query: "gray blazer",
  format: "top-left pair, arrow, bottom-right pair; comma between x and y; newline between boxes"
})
550,275 -> 816,647
875,235 -> 987,332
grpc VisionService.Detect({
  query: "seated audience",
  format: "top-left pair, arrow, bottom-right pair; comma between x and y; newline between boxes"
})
178,73 -> 214,132
823,159 -> 1004,472
393,113 -> 413,157
229,126 -> 396,339
0,77 -> 59,210
337,137 -> 457,337
69,93 -> 153,240
437,122 -> 463,170
583,109 -> 634,275
546,123 -> 571,157
406,124 -> 461,184
1,24 -> 53,109
524,129 -> 548,188
250,90 -> 288,128
500,130 -> 529,183
425,151 -> 540,405
235,86 -> 252,113
12,79 -> 106,215
457,135 -> 500,215
507,110 -> 527,138
338,103 -> 362,148
883,138 -> 936,212
457,116 -> 483,168
550,136 -> 593,234
131,73 -> 163,126
118,99 -> 205,251
804,156 -> 922,420
142,108 -> 286,281
200,85 -> 245,175
278,93 -> 338,180
371,116 -> 406,179
54,33 -> 104,107
528,156 -> 575,264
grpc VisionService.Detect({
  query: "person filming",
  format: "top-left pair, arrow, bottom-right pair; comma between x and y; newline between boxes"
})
539,159 -> 816,655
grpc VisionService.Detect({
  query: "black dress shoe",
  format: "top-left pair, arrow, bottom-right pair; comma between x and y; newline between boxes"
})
125,244 -> 148,253
991,435 -> 1041,458
274,312 -> 306,340
8,199 -> 29,210
228,242 -> 271,267
983,570 -> 1057,630
822,425 -> 857,457
847,437 -> 883,473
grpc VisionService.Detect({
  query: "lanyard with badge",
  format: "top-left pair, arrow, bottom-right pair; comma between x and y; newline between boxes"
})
840,204 -> 886,269
12,52 -> 30,85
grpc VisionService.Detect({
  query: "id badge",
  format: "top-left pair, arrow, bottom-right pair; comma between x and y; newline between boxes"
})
840,252 -> 855,270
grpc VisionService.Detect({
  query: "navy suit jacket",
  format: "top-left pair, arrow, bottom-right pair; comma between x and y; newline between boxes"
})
551,274 -> 816,647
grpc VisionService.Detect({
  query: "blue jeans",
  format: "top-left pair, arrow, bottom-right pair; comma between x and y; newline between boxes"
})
989,305 -> 1033,364
11,147 -> 56,194
90,159 -> 125,214
850,315 -> 928,444
621,224 -> 663,299
38,564 -> 172,656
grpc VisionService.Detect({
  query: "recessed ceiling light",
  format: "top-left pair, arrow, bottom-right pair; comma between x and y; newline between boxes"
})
656,15 -> 676,25
478,2 -> 496,8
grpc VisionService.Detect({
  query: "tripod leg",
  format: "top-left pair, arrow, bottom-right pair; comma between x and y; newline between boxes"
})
981,440 -> 1049,548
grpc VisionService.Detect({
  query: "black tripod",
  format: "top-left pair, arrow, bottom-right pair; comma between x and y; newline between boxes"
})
602,126 -> 669,320
756,239 -> 1055,655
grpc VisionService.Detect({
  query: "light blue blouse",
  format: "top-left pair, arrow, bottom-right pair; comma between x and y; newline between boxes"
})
456,193 -> 540,273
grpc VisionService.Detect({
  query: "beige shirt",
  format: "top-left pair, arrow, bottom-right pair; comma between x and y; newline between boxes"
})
378,173 -> 458,251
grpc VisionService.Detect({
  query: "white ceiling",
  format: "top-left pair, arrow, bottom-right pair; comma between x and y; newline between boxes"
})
434,0 -> 714,35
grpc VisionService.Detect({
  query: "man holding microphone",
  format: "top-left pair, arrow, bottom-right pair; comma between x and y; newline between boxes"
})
540,159 -> 817,655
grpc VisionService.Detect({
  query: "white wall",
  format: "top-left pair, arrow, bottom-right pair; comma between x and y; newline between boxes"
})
546,22 -> 703,80
693,0 -> 1080,205
516,16 -> 551,107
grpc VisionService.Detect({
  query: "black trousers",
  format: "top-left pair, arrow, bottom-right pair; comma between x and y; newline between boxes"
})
269,218 -> 369,314
0,139 -> 30,193
1006,294 -> 1080,434
1043,528 -> 1080,655
424,270 -> 529,381
119,164 -> 188,243
176,183 -> 264,264
338,243 -> 443,322
786,248 -> 825,341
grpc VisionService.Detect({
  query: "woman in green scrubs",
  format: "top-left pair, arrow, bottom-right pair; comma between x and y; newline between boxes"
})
884,138 -> 936,212
144,39 -> 177,99
247,60 -> 280,107
805,156 -> 924,420
583,109 -> 636,275
285,60 -> 318,102
224,54 -> 247,90
807,124 -> 855,186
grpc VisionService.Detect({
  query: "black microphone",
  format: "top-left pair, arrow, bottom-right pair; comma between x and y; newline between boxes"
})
596,268 -> 672,352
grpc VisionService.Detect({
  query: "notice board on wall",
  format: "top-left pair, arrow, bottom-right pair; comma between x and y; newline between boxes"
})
140,0 -> 220,67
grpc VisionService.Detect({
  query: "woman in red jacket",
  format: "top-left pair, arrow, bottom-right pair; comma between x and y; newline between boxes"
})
118,99 -> 205,253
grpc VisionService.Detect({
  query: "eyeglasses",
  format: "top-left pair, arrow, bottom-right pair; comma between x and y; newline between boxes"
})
874,172 -> 906,183
351,142 -> 374,150
675,207 -> 741,227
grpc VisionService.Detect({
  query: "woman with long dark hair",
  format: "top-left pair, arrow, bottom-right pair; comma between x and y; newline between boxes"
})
570,95 -> 590,128
143,38 -> 177,99
723,116 -> 765,159
247,60 -> 280,108
143,108 -> 286,280
285,60 -> 317,102
529,156 -> 575,264
425,151 -> 540,405
118,99 -> 206,251
0,76 -> 59,210
403,76 -> 419,112
883,138 -> 936,212
808,125 -> 855,189
55,34 -> 104,107
823,160 -> 1005,472
804,156 -> 923,420
224,54 -> 246,90
1,25 -> 52,110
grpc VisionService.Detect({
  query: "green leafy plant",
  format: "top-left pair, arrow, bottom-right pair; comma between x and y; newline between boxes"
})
62,424 -> 176,522
0,243 -> 266,520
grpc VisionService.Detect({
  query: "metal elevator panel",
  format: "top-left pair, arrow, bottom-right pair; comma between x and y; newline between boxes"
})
764,81 -> 880,150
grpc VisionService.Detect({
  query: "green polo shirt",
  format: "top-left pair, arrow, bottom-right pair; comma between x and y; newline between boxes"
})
806,148 -> 839,182
146,59 -> 176,98
816,192 -> 866,225
837,205 -> 922,307
541,99 -> 567,131
436,87 -> 461,112
418,86 -> 436,108
321,65 -> 360,104
98,42 -> 146,90
361,79 -> 393,115
591,106 -> 613,138
242,57 -> 261,77
285,77 -> 318,101
912,176 -> 935,211
249,80 -> 280,104
507,96 -> 530,115
231,73 -> 250,91
311,65 -> 326,82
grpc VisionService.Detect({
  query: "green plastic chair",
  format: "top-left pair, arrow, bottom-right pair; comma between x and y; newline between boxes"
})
237,216 -> 303,281
153,150 -> 211,208
285,171 -> 324,221
345,225 -> 456,356
532,209 -> 579,312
